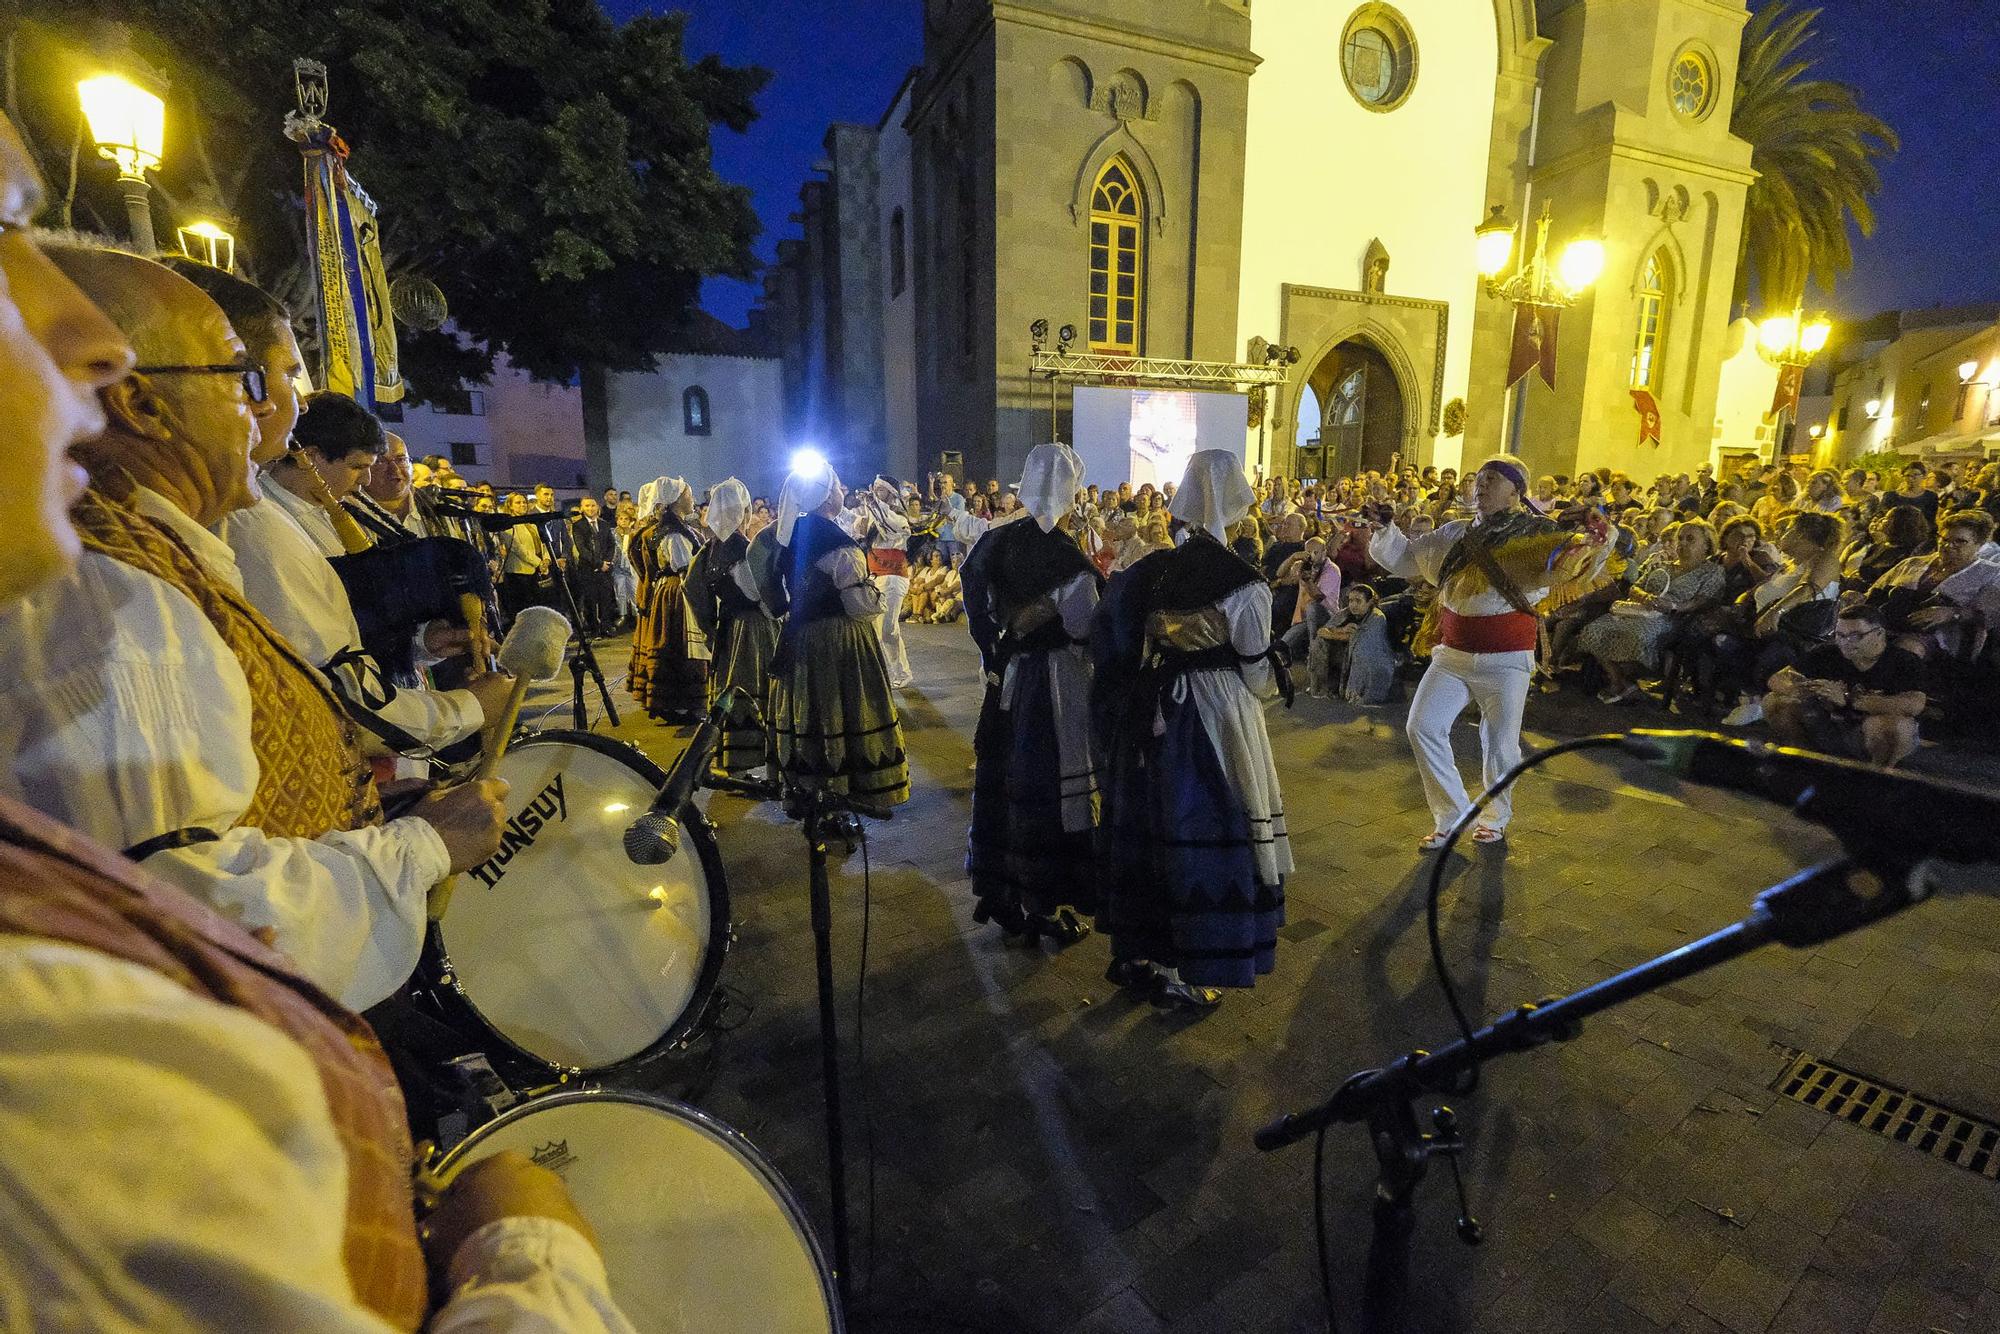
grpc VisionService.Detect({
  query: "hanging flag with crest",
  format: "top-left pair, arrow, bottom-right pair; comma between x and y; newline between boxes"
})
284,59 -> 403,408
1770,363 -> 1804,419
1630,388 -> 1663,447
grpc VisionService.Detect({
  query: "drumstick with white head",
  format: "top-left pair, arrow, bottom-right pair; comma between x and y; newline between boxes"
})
430,606 -> 572,921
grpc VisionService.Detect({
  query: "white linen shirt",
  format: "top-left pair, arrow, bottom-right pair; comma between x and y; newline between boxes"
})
220,489 -> 483,753
0,936 -> 635,1333
0,547 -> 447,1009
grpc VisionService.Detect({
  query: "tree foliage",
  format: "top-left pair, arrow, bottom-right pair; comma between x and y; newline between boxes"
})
5,3 -> 766,394
1730,1 -> 1897,310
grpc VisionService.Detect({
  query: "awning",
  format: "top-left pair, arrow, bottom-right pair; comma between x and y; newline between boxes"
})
1899,426 -> 2000,456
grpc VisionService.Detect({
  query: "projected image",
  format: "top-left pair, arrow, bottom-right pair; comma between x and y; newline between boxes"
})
1129,390 -> 1200,488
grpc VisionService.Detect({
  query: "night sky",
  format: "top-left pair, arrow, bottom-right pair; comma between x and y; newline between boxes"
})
618,0 -> 1997,328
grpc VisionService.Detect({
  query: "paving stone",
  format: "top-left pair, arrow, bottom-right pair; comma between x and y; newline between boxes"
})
564,628 -> 2000,1332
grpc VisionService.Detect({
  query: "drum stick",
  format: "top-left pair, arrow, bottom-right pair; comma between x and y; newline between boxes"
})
430,607 -> 573,921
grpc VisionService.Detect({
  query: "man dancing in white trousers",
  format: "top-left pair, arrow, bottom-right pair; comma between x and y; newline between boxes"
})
862,475 -> 915,688
1370,455 -> 1604,851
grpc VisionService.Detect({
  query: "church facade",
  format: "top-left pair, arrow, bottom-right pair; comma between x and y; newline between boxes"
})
767,0 -> 1757,487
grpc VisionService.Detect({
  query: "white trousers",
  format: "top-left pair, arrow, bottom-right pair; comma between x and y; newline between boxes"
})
876,574 -> 912,683
1405,646 -> 1532,834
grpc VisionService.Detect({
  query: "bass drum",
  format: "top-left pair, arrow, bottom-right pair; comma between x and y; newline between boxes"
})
429,730 -> 729,1077
435,1090 -> 842,1333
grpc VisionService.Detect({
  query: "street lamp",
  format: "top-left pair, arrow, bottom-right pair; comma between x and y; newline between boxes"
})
77,73 -> 165,253
1958,358 -> 1995,422
176,219 -> 236,271
1755,303 -> 1832,458
1476,200 -> 1601,454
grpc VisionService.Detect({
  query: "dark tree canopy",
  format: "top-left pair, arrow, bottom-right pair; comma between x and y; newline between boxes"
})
5,3 -> 766,393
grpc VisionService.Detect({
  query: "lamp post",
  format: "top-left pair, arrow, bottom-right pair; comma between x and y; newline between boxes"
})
1756,305 -> 1832,460
77,73 -> 166,253
1474,201 -> 1603,455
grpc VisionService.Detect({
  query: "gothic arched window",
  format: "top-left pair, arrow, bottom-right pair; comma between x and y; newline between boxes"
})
683,385 -> 711,437
1631,250 -> 1673,392
1087,157 -> 1145,355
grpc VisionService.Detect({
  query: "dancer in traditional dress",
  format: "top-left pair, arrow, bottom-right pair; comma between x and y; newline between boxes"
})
1369,454 -> 1605,851
627,476 -> 710,722
962,443 -> 1102,945
686,478 -> 781,777
1094,450 -> 1292,1009
860,476 -> 916,688
761,459 -> 911,816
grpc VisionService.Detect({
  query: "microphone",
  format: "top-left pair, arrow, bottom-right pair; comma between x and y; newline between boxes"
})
622,689 -> 740,864
1621,729 -> 2000,864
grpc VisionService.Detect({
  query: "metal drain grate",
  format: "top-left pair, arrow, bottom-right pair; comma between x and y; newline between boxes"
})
1771,1049 -> 2000,1180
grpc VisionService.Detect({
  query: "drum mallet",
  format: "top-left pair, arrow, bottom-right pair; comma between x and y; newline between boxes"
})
430,606 -> 573,920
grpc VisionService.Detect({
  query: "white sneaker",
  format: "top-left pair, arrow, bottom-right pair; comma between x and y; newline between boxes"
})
1721,698 -> 1763,727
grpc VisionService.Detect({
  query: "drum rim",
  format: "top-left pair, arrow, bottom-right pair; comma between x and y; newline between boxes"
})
426,728 -> 734,1078
437,1086 -> 845,1331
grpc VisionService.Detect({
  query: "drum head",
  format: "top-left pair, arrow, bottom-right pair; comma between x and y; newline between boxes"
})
437,733 -> 723,1071
439,1091 -> 839,1333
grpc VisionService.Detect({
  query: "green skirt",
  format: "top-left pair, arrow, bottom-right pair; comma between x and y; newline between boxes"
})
770,615 -> 910,812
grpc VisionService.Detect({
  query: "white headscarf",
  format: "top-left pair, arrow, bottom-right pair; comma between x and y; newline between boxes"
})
636,475 -> 668,518
1169,450 -> 1257,536
776,461 -> 841,546
1017,442 -> 1085,533
705,478 -> 751,541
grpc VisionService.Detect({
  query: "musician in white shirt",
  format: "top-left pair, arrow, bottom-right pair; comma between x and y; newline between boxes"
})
0,117 -> 632,1332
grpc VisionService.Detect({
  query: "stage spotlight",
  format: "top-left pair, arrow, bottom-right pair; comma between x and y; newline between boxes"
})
1030,318 -> 1049,340
790,446 -> 829,479
1058,324 -> 1076,345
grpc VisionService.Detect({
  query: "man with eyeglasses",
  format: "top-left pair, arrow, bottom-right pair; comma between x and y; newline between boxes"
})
0,237 -> 509,1011
1764,603 -> 1927,767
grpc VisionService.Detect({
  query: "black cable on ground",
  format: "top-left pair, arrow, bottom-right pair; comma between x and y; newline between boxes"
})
1423,733 -> 1628,1084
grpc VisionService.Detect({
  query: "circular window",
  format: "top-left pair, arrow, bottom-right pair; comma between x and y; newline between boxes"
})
1341,6 -> 1417,113
1669,48 -> 1715,119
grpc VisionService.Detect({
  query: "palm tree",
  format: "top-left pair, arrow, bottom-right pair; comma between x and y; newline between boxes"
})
1730,2 -> 1898,310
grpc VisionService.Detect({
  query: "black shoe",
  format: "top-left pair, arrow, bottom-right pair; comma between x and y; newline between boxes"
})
1152,978 -> 1223,1010
1027,906 -> 1092,945
973,899 -> 1030,938
1105,959 -> 1158,992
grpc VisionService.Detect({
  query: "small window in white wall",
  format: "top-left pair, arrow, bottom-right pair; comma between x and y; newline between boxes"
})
683,385 -> 712,437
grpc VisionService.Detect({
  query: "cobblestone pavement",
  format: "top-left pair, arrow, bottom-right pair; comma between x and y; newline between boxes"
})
542,623 -> 2000,1333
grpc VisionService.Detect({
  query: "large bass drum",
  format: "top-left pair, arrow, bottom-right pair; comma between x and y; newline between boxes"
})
434,1090 -> 842,1333
427,730 -> 729,1077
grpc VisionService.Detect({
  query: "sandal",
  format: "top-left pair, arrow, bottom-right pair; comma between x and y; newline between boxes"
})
1471,826 -> 1506,845
1418,830 -> 1452,852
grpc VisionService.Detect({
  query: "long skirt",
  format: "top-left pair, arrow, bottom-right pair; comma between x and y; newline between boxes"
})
968,644 -> 1098,920
631,574 -> 709,721
710,608 -> 781,774
1100,667 -> 1291,989
770,615 -> 910,813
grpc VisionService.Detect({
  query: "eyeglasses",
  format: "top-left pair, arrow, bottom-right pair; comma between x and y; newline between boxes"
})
132,363 -> 269,405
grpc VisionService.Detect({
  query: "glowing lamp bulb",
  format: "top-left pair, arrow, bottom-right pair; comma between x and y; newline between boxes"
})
1800,320 -> 1831,354
1557,239 -> 1605,293
1473,204 -> 1516,278
1759,315 -> 1798,353
78,74 -> 165,178
1962,360 -> 1982,384
789,446 -> 829,480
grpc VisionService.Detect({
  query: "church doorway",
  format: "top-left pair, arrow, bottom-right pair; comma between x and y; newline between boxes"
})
1294,339 -> 1403,481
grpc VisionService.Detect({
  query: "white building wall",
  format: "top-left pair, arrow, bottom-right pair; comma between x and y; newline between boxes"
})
1236,0 -> 1500,472
605,353 -> 789,498
1708,317 -> 1781,466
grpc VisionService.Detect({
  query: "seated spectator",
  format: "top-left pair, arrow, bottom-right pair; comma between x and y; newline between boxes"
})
904,547 -> 945,621
1312,585 -> 1397,704
1765,604 -> 1925,766
1867,509 -> 2000,662
1277,535 -> 1339,661
1712,511 -> 1845,724
1800,469 -> 1844,514
1577,518 -> 1723,703
1115,510 -> 1172,571
930,558 -> 964,623
1750,472 -> 1800,533
1881,461 -> 1939,527
1843,504 -> 1930,588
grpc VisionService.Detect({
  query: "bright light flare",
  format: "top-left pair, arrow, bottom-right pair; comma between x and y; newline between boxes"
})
789,446 -> 829,480
1800,320 -> 1831,354
1759,315 -> 1798,353
78,74 -> 165,177
1557,239 -> 1604,293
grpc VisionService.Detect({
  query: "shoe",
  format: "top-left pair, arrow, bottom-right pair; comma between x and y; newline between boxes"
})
1026,906 -> 1092,945
973,899 -> 1030,939
1418,830 -> 1451,852
1152,977 -> 1223,1011
1105,959 -> 1155,991
1597,685 -> 1641,705
1721,699 -> 1763,727
1471,825 -> 1506,846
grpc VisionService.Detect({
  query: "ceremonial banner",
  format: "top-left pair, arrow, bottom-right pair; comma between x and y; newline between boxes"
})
1630,388 -> 1663,447
1506,302 -> 1559,390
1770,363 -> 1803,419
289,61 -> 402,408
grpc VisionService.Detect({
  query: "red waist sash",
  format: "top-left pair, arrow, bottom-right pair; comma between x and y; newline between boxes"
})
868,548 -> 909,578
1438,607 -> 1537,654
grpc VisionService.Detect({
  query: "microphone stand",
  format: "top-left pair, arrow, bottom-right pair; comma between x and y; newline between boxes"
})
798,783 -> 860,1316
1256,843 -> 1950,1334
529,512 -> 619,731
